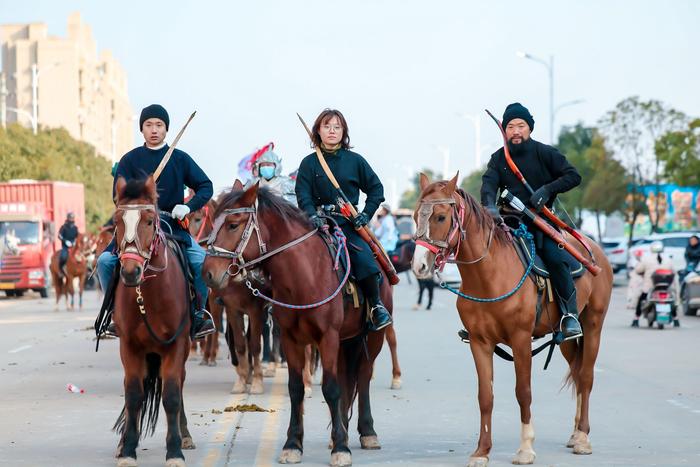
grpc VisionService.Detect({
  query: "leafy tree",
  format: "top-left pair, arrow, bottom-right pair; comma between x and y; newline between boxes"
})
399,168 -> 437,209
581,135 -> 627,242
656,118 -> 700,186
0,124 -> 113,231
599,97 -> 686,243
555,124 -> 596,226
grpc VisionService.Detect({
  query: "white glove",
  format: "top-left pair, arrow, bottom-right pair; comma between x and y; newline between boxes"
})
171,204 -> 191,220
65,240 -> 73,247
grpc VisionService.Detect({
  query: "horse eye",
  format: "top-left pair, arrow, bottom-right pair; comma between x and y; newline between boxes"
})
437,215 -> 446,222
147,219 -> 153,226
228,223 -> 239,231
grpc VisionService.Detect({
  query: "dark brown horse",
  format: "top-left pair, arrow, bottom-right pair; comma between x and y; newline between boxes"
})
202,183 -> 391,467
49,233 -> 93,310
185,198 -> 223,366
111,176 -> 194,467
412,174 -> 612,467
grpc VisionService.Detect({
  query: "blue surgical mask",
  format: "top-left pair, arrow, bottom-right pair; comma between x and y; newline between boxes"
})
260,166 -> 275,180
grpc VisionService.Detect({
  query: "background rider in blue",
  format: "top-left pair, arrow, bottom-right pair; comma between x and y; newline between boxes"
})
57,212 -> 79,275
480,102 -> 583,340
96,104 -> 215,339
295,108 -> 392,331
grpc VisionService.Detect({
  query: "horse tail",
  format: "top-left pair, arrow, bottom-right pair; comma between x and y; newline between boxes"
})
563,336 -> 584,396
113,353 -> 163,438
338,333 -> 366,419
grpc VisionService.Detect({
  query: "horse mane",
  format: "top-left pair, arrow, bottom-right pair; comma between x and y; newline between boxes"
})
418,181 -> 510,245
118,178 -> 158,205
214,186 -> 312,228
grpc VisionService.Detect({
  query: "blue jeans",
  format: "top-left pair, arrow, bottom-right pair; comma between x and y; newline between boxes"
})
97,236 -> 209,308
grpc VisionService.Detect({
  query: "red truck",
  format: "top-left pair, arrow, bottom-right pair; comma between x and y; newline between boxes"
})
0,181 -> 85,298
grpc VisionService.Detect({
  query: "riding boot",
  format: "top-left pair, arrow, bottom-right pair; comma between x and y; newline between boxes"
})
105,321 -> 119,337
192,307 -> 216,339
559,290 -> 583,340
358,274 -> 392,331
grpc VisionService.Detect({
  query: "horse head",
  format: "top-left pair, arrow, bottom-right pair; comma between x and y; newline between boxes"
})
186,199 -> 217,244
70,234 -> 93,265
202,179 -> 261,289
411,172 -> 463,279
114,175 -> 161,286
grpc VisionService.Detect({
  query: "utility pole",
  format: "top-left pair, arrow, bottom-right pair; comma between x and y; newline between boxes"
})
0,72 -> 7,130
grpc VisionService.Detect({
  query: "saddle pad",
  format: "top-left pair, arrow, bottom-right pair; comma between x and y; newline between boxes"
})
513,235 -> 584,279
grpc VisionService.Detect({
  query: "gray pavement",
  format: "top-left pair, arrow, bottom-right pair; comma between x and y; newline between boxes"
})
0,273 -> 699,467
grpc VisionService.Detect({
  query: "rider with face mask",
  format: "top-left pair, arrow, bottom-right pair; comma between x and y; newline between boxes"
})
248,147 -> 297,206
630,240 -> 680,327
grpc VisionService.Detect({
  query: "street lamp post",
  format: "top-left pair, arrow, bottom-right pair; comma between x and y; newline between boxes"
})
6,107 -> 36,130
457,113 -> 482,169
31,62 -> 60,135
516,51 -> 554,143
0,72 -> 7,129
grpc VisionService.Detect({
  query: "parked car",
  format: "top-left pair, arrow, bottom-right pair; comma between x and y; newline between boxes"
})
627,232 -> 699,273
601,237 -> 628,273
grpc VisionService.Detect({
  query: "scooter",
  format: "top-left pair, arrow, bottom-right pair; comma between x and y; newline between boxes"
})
680,262 -> 700,316
641,269 -> 678,329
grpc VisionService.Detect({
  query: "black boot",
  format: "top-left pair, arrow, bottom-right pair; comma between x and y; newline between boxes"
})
192,308 -> 216,339
105,321 -> 118,337
559,290 -> 583,340
631,318 -> 640,328
359,274 -> 392,332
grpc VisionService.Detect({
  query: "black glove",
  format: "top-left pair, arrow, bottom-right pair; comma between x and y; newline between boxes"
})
529,186 -> 551,212
485,205 -> 503,224
352,212 -> 369,229
309,215 -> 326,229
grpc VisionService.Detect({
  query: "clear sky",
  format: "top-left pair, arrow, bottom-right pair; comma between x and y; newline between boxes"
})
2,0 -> 699,206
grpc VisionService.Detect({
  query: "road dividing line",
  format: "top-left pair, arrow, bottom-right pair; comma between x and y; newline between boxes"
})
8,344 -> 32,353
201,392 -> 249,467
253,371 -> 288,467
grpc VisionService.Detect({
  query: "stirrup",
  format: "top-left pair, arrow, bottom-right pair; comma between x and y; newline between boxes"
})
368,305 -> 392,331
457,329 -> 470,343
559,314 -> 583,341
193,308 -> 216,339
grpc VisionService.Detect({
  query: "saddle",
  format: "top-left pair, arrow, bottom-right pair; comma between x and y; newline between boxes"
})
512,234 -> 585,280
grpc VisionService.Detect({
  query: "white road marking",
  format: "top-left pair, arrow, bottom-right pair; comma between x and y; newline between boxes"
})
8,344 -> 32,353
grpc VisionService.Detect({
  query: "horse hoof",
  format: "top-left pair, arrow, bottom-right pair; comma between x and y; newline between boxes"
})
390,377 -> 402,390
304,387 -> 312,398
231,381 -> 247,394
207,360 -> 217,367
263,367 -> 276,378
512,448 -> 536,464
165,458 -> 186,467
278,448 -> 302,464
199,359 -> 208,366
360,435 -> 381,450
250,380 -> 264,395
116,457 -> 138,467
181,436 -> 196,449
570,430 -> 592,455
330,451 -> 352,467
467,456 -> 489,467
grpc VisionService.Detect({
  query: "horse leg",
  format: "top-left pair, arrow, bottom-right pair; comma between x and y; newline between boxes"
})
571,314 -> 603,455
358,335 -> 382,450
303,345 -> 313,398
385,324 -> 402,389
467,342 -> 495,467
231,312 -> 249,394
248,311 -> 264,395
319,330 -> 351,467
278,337 -> 305,464
209,298 -> 223,366
179,395 -> 195,450
261,311 -> 276,377
79,273 -> 86,310
116,360 -> 145,467
161,357 -> 185,466
511,337 -> 536,465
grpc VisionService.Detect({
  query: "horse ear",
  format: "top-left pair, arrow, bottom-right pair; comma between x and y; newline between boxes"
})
144,175 -> 157,202
445,172 -> 459,195
419,172 -> 430,191
115,176 -> 127,202
239,181 -> 259,207
232,179 -> 244,191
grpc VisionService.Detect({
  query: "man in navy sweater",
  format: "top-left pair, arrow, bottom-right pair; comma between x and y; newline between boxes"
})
97,104 -> 215,338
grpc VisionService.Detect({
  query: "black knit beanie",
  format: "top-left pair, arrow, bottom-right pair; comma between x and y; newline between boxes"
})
502,102 -> 535,131
139,104 -> 170,131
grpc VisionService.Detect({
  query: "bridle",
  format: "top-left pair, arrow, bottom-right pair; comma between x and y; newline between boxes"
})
414,192 -> 493,270
206,205 -> 268,278
115,203 -> 166,274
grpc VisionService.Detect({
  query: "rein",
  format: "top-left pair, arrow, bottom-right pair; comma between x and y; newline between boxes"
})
194,204 -> 212,243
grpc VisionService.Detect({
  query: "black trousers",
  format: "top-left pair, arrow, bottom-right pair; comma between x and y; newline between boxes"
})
340,223 -> 380,281
59,246 -> 69,268
537,233 -> 575,299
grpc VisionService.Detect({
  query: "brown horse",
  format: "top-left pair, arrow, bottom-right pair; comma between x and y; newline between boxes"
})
111,175 -> 194,467
49,233 -> 93,310
411,174 -> 612,467
202,183 -> 391,467
185,198 -> 223,366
